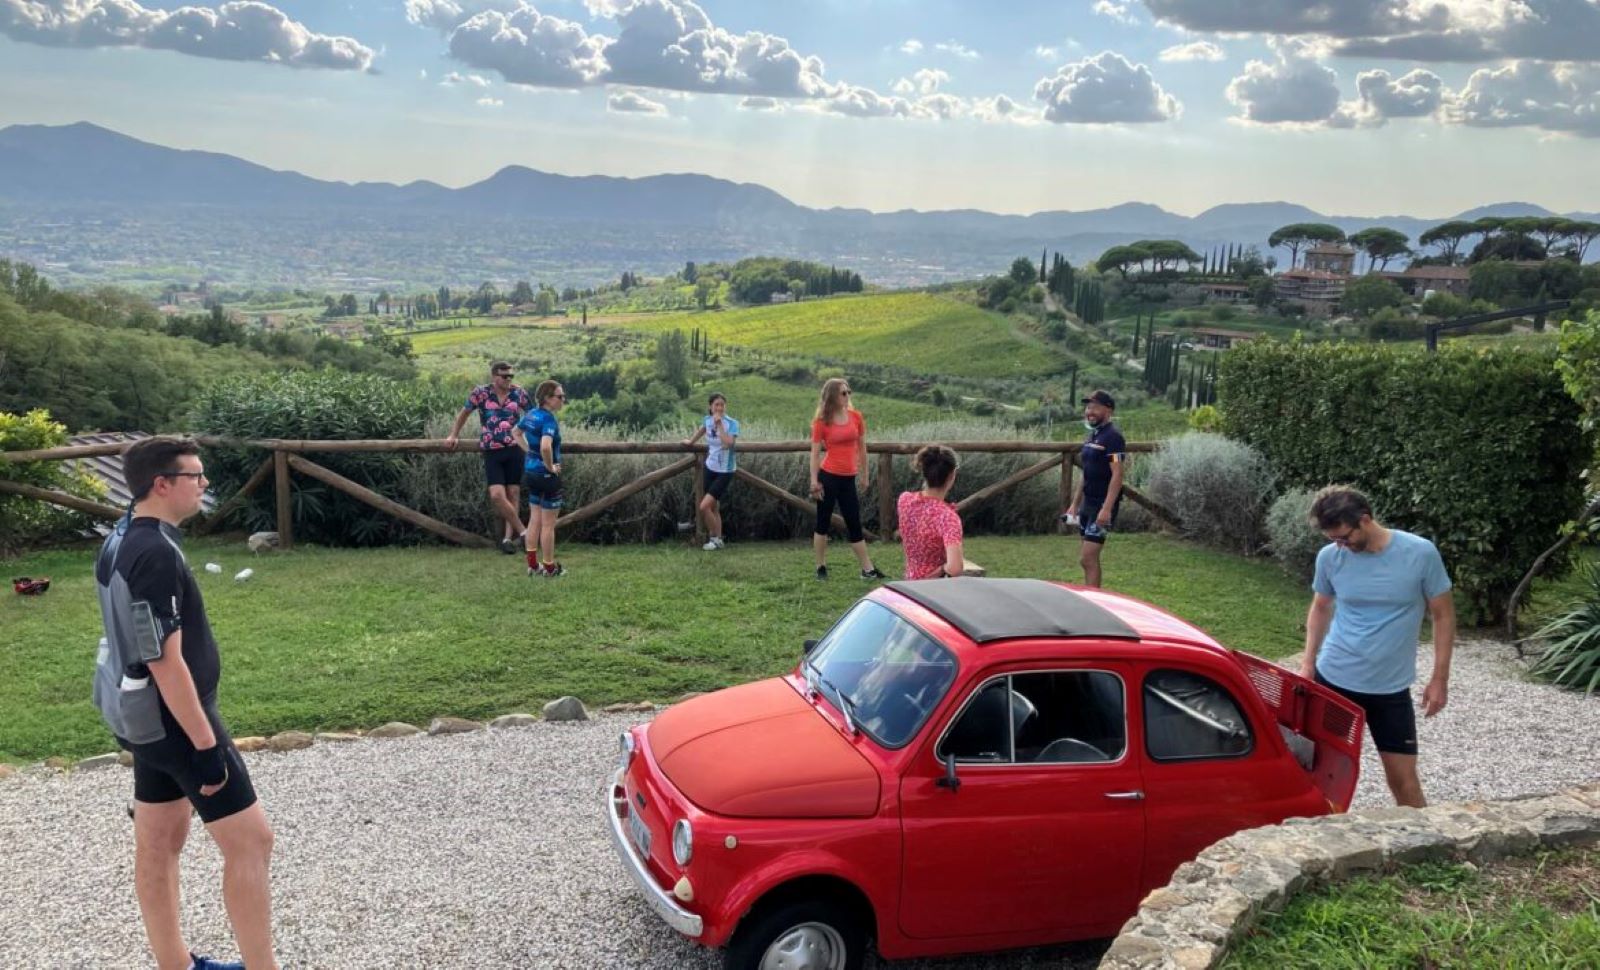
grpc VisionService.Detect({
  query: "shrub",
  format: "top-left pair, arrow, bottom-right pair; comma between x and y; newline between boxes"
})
1219,339 -> 1591,623
0,409 -> 105,553
1264,487 -> 1322,581
1524,563 -> 1600,694
188,371 -> 457,546
1187,404 -> 1222,433
1145,432 -> 1275,555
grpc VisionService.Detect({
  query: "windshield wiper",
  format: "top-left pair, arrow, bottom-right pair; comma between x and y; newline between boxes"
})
802,657 -> 858,735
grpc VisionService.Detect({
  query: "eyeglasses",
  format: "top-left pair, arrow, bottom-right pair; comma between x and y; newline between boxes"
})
494,372 -> 514,379
1325,525 -> 1361,547
161,471 -> 207,483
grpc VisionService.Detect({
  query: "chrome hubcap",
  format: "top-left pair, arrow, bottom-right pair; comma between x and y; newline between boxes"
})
758,921 -> 847,970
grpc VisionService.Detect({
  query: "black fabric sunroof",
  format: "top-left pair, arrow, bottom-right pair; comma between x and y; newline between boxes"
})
886,577 -> 1140,643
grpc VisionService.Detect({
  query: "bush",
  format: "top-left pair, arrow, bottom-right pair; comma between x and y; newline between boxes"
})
1187,404 -> 1222,433
1146,432 -> 1275,555
0,409 -> 105,553
1525,563 -> 1600,694
188,371 -> 457,546
1264,487 -> 1322,581
1219,339 -> 1591,623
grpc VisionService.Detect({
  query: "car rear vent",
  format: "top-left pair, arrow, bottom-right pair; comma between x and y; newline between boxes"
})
1244,664 -> 1285,707
1321,703 -> 1359,745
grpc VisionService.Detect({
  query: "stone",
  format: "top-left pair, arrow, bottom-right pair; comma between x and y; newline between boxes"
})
1139,887 -> 1190,912
233,736 -> 269,753
1317,828 -> 1385,879
1173,945 -> 1219,970
43,757 -> 69,770
489,713 -> 539,729
367,722 -> 424,738
267,731 -> 313,752
0,764 -> 17,780
542,697 -> 588,722
117,750 -> 134,767
314,732 -> 362,744
75,753 -> 122,772
1100,932 -> 1165,967
428,717 -> 484,735
602,701 -> 656,714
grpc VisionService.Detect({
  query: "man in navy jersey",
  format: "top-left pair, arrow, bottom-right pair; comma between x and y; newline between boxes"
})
1063,390 -> 1125,588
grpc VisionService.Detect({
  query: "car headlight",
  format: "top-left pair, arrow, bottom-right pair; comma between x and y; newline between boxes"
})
618,731 -> 636,771
672,818 -> 693,867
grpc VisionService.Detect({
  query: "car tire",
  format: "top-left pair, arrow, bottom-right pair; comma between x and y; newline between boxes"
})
722,896 -> 867,970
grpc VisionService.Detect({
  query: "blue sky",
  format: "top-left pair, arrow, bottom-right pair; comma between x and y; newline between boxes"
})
2,0 -> 1597,215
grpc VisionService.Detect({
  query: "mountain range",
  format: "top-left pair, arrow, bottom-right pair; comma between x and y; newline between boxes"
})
0,122 -> 1593,289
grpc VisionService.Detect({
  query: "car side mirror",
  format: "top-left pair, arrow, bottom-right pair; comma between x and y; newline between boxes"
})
802,639 -> 818,655
936,750 -> 961,792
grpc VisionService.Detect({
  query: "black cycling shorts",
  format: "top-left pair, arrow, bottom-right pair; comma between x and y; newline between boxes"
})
483,447 -> 523,488
123,711 -> 258,824
1077,499 -> 1120,545
523,468 -> 564,510
703,469 -> 734,501
1315,672 -> 1419,756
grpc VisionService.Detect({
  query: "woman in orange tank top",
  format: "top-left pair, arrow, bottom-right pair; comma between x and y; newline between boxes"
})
809,377 -> 886,581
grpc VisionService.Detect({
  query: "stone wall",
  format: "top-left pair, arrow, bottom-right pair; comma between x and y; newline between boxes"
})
1100,782 -> 1600,970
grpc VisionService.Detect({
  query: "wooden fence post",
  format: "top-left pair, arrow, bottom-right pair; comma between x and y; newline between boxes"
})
877,452 -> 895,540
273,449 -> 293,551
691,450 -> 705,543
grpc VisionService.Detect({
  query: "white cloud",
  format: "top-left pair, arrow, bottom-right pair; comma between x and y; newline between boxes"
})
1225,41 -> 1342,124
1158,40 -> 1225,62
0,0 -> 376,70
973,93 -> 1032,123
442,70 -> 492,87
1093,1 -> 1139,24
607,89 -> 668,114
1033,44 -> 1058,60
1033,50 -> 1180,123
933,40 -> 979,60
1145,0 -> 1600,64
891,68 -> 948,97
476,95 -> 504,107
739,95 -> 783,111
1341,67 -> 1447,124
899,38 -> 922,55
446,5 -> 607,87
818,84 -> 922,119
1446,59 -> 1600,135
600,0 -> 833,98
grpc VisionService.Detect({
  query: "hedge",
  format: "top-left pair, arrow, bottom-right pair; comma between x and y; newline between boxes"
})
1218,338 -> 1590,623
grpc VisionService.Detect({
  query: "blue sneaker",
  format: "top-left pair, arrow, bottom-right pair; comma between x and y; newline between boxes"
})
190,953 -> 245,970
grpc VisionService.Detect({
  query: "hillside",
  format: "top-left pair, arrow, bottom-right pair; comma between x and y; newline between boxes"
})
600,293 -> 1069,380
0,122 -> 1588,290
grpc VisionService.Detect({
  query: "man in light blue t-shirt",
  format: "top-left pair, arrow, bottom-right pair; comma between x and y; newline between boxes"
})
1300,486 -> 1456,807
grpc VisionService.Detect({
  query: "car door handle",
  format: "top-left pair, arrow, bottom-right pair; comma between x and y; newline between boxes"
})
1104,790 -> 1144,801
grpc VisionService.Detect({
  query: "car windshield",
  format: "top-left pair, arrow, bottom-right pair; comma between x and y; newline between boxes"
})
806,600 -> 958,748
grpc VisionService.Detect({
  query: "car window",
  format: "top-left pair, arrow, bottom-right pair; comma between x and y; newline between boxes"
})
1143,668 -> 1253,761
808,600 -> 958,749
938,670 -> 1125,764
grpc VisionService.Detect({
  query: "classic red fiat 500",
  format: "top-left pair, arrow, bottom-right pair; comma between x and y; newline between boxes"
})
607,578 -> 1364,969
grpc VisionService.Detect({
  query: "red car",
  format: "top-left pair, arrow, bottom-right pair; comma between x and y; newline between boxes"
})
607,578 -> 1364,969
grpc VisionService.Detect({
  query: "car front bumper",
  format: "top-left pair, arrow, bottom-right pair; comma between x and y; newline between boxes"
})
607,768 -> 704,938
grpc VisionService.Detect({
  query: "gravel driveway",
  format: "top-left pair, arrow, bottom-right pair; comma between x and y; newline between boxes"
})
2,637 -> 1595,969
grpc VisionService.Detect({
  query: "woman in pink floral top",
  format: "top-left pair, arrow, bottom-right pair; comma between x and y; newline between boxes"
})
897,445 -> 965,580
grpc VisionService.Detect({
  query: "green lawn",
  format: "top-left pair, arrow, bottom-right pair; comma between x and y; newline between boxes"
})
1223,849 -> 1600,969
606,293 -> 1069,380
701,374 -> 952,433
3,533 -> 1312,762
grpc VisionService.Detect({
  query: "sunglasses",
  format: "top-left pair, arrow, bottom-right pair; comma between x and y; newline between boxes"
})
494,372 -> 514,378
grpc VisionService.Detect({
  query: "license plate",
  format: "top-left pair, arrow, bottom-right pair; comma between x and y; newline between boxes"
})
627,811 -> 653,857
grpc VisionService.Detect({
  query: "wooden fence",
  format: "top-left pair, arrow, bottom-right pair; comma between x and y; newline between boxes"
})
1,436 -> 1173,550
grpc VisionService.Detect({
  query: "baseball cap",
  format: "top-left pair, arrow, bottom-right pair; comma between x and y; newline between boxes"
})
1080,389 -> 1116,409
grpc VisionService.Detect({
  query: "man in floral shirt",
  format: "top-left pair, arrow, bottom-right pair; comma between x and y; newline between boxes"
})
445,361 -> 532,553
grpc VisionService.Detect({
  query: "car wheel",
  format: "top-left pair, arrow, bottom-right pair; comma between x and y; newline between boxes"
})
723,897 -> 867,970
